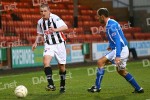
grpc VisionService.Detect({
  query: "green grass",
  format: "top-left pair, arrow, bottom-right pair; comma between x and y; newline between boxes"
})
0,60 -> 150,100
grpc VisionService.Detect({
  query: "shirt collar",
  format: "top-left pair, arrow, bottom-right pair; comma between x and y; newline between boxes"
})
50,13 -> 52,17
106,18 -> 110,27
42,13 -> 52,21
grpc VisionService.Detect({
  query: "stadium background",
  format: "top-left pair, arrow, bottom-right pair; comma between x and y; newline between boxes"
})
0,0 -> 150,100
0,0 -> 150,69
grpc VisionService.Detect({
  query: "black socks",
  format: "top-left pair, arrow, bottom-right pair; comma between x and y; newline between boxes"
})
44,67 -> 66,87
59,70 -> 66,87
44,67 -> 54,86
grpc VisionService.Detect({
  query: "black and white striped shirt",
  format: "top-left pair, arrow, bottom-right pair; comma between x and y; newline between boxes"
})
37,13 -> 67,44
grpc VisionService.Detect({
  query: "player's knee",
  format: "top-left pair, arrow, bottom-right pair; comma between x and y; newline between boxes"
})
43,62 -> 50,67
43,59 -> 50,66
117,70 -> 128,77
43,64 -> 50,68
58,64 -> 65,71
97,59 -> 105,67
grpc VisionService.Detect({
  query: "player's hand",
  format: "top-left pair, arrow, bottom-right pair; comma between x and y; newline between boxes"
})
44,27 -> 56,35
115,57 -> 121,65
32,43 -> 37,51
49,27 -> 57,32
107,47 -> 111,51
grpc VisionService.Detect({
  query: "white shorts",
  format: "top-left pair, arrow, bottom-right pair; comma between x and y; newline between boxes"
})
43,42 -> 66,64
105,46 -> 129,68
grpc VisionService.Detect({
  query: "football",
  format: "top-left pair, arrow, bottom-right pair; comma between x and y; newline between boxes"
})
14,85 -> 28,98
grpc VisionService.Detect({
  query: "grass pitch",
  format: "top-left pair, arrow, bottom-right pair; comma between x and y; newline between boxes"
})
0,60 -> 150,100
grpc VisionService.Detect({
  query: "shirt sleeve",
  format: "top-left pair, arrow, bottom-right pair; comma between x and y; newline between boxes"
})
110,23 -> 121,57
55,16 -> 67,28
37,22 -> 43,34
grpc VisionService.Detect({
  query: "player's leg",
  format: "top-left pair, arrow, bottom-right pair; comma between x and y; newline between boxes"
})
55,42 -> 67,93
88,56 -> 108,92
88,50 -> 115,93
43,55 -> 56,91
43,45 -> 56,91
58,64 -> 66,93
96,57 -> 107,88
116,46 -> 144,93
117,61 -> 144,93
116,67 -> 144,93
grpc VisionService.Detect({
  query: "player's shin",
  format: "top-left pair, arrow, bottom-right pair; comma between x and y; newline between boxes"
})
95,68 -> 105,89
124,73 -> 141,91
59,70 -> 66,87
44,67 -> 54,86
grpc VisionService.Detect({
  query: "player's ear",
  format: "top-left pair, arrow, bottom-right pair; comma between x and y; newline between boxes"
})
101,15 -> 105,20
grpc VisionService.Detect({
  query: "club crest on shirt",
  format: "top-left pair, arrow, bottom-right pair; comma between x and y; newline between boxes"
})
44,48 -> 50,52
44,50 -> 47,52
56,18 -> 61,21
112,32 -> 116,37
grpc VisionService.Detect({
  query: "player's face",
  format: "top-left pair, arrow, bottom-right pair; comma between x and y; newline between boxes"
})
98,15 -> 104,24
40,7 -> 50,19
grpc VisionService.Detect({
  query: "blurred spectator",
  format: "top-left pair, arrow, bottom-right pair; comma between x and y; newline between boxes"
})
10,10 -> 22,21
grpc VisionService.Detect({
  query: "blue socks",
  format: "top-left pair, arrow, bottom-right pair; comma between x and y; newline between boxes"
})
95,68 -> 105,89
95,68 -> 141,91
124,73 -> 141,91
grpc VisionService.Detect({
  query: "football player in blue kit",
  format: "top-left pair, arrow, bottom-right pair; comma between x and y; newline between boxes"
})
88,8 -> 144,93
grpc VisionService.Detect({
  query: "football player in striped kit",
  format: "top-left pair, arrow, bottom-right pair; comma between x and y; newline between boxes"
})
32,4 -> 68,93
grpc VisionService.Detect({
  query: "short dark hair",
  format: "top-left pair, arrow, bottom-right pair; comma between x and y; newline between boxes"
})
97,8 -> 109,17
40,3 -> 50,10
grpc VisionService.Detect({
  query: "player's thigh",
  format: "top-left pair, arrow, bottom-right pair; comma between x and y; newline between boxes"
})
97,56 -> 108,67
43,44 -> 55,67
58,64 -> 66,71
105,50 -> 116,61
116,66 -> 128,76
118,46 -> 129,70
43,55 -> 53,67
120,46 -> 129,59
55,42 -> 66,64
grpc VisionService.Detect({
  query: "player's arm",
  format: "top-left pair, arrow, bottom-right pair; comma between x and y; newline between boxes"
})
49,16 -> 68,32
49,25 -> 68,32
110,24 -> 121,64
32,34 -> 43,51
114,36 -> 121,65
107,44 -> 111,51
32,22 -> 43,51
114,35 -> 121,58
